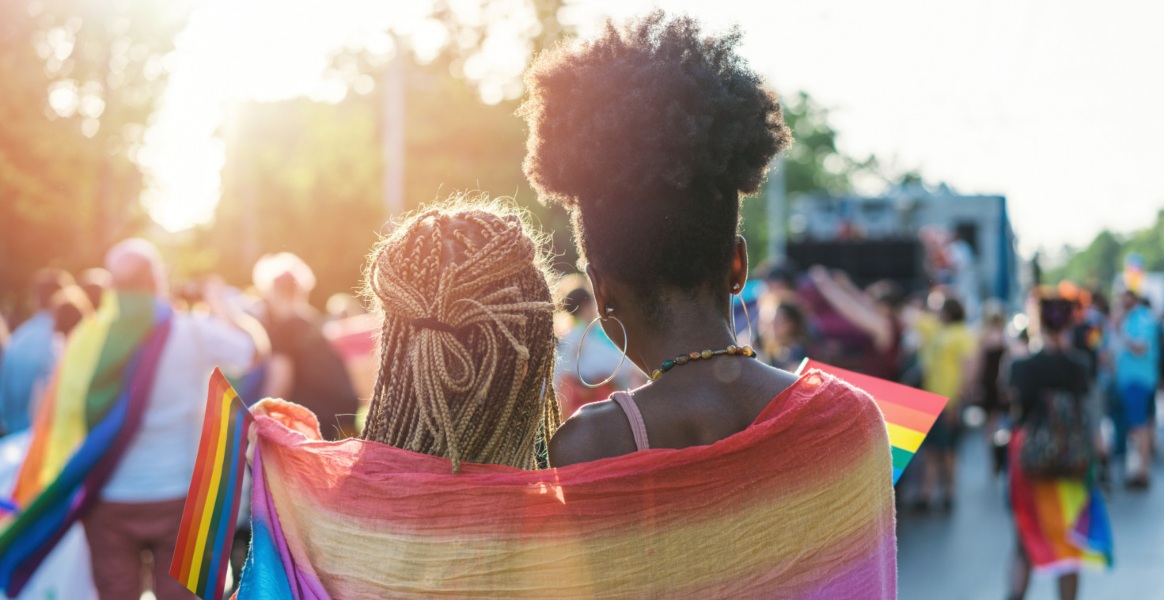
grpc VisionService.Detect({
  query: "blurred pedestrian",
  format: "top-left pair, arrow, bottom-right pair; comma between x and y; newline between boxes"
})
0,268 -> 71,435
253,252 -> 359,440
554,276 -> 639,419
77,267 -> 111,312
83,241 -> 262,600
49,285 -> 94,340
1006,297 -> 1112,600
972,300 -> 1010,473
808,267 -> 905,380
0,240 -> 263,600
1113,289 -> 1159,488
917,295 -> 976,510
758,300 -> 809,372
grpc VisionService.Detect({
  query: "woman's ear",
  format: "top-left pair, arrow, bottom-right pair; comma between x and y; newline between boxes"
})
585,263 -> 609,313
730,236 -> 749,292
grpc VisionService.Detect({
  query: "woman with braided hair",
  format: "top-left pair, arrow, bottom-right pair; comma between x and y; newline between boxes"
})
360,198 -> 559,472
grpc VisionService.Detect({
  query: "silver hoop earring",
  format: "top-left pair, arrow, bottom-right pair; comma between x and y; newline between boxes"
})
731,288 -> 753,345
577,307 -> 628,388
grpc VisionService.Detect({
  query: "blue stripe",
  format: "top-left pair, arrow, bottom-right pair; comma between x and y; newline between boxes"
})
0,392 -> 129,586
892,467 -> 904,485
202,404 -> 247,598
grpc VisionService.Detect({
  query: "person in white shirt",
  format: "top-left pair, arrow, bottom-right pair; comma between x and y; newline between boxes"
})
81,240 -> 266,600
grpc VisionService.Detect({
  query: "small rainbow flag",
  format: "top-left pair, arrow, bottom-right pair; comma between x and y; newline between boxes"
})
797,359 -> 947,484
170,368 -> 252,600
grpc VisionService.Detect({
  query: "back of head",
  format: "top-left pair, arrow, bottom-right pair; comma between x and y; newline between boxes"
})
31,268 -> 73,311
521,11 -> 791,309
1039,298 -> 1075,335
253,252 -> 316,302
51,285 -> 95,336
79,268 -> 112,310
105,238 -> 166,295
361,199 -> 558,472
940,297 -> 966,324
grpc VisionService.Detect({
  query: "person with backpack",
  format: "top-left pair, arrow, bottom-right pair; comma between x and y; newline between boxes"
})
1006,296 -> 1112,600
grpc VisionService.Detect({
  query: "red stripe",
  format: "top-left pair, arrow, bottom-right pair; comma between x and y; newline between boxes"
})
803,360 -> 947,415
171,368 -> 230,586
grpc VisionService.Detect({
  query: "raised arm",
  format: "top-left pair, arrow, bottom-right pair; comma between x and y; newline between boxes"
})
808,267 -> 893,350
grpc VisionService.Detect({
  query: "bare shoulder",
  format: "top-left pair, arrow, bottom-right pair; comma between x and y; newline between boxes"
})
549,399 -> 639,468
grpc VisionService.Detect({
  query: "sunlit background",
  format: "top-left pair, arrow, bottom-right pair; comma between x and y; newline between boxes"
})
3,2 -> 1164,598
135,0 -> 1164,252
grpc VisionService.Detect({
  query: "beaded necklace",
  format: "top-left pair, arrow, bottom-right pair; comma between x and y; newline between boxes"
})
649,344 -> 757,381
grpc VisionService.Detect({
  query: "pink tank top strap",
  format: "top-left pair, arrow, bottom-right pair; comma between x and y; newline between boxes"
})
611,391 -> 650,451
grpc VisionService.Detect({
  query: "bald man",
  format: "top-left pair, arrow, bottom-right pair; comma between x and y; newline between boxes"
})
77,239 -> 264,600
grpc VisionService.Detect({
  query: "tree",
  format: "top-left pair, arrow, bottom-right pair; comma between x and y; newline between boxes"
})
0,0 -> 188,316
177,0 -> 577,300
1048,209 -> 1164,291
739,91 -> 881,268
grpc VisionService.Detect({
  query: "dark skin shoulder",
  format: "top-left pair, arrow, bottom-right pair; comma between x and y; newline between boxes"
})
550,359 -> 800,468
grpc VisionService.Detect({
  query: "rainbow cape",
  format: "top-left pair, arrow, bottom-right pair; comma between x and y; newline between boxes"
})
1008,431 -> 1113,573
0,292 -> 172,595
796,359 -> 947,484
213,370 -> 896,598
170,368 -> 253,600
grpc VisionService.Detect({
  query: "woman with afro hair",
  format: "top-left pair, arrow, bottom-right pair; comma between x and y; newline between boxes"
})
523,16 -> 896,595
521,10 -> 875,463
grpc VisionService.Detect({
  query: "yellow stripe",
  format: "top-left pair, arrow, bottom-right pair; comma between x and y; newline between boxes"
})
43,300 -> 118,481
266,439 -> 896,598
187,387 -> 236,586
885,423 -> 926,453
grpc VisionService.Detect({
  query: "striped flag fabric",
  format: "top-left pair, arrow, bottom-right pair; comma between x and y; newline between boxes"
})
797,358 -> 947,484
170,368 -> 253,600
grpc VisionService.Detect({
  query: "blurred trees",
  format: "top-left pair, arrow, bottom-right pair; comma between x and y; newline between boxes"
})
202,62 -> 535,303
1049,211 -> 1164,290
197,0 -> 576,302
0,0 -> 188,316
739,91 -> 882,269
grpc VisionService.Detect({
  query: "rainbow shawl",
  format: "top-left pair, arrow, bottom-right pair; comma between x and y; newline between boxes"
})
1008,431 -> 1114,573
232,371 -> 896,599
0,292 -> 172,595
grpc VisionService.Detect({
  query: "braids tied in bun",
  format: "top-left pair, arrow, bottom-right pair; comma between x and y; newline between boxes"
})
361,200 -> 559,472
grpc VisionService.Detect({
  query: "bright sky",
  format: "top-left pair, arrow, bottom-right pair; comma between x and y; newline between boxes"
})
140,0 -> 1164,256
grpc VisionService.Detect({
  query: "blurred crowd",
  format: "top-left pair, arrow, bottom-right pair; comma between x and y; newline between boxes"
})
0,231 -> 1157,599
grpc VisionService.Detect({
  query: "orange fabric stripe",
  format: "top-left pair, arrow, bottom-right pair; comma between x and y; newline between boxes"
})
12,374 -> 60,504
173,372 -> 229,586
875,400 -> 937,435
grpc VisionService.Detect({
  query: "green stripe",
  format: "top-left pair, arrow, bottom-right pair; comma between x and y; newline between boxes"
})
195,401 -> 244,596
891,446 -> 914,471
84,293 -> 156,428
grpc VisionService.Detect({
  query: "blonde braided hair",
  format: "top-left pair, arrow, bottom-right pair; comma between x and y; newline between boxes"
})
361,198 -> 560,472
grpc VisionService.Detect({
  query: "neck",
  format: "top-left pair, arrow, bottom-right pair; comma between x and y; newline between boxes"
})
625,301 -> 737,374
1042,331 -> 1068,350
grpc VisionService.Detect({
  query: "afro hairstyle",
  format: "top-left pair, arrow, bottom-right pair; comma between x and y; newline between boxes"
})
521,10 -> 792,298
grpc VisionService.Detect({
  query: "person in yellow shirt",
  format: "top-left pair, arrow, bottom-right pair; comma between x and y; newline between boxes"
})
916,295 -> 977,510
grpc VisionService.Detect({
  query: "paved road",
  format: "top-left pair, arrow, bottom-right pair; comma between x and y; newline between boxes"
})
897,427 -> 1164,599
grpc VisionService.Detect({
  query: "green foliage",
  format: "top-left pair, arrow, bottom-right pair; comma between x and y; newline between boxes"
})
0,0 -> 187,315
193,59 -> 561,304
1047,210 -> 1164,291
740,92 -> 880,269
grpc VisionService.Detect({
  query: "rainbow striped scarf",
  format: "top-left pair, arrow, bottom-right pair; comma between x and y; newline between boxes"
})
1008,431 -> 1114,573
0,292 -> 172,595
232,371 -> 896,599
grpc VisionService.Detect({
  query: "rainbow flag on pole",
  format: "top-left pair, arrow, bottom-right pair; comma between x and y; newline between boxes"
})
797,358 -> 947,484
170,368 -> 253,600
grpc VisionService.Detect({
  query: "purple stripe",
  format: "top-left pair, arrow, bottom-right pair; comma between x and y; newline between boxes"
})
8,317 -> 171,594
250,445 -> 330,599
803,528 -> 897,599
